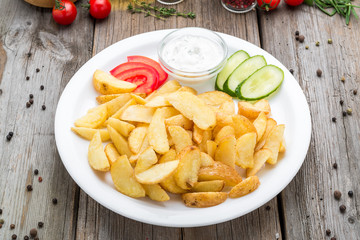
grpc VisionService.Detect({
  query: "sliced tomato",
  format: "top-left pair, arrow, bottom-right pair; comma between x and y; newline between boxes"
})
127,56 -> 168,88
110,62 -> 157,77
114,67 -> 158,94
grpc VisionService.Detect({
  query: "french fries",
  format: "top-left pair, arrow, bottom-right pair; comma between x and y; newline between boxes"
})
72,78 -> 286,207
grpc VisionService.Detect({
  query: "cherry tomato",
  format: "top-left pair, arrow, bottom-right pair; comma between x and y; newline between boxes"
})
257,0 -> 281,11
285,0 -> 303,6
52,0 -> 77,25
88,0 -> 111,19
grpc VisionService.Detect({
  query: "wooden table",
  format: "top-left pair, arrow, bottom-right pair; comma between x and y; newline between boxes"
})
0,0 -> 359,239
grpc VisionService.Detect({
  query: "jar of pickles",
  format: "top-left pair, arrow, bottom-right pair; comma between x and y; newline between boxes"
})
221,0 -> 257,13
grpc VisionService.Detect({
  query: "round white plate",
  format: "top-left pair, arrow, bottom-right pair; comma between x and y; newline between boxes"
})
55,29 -> 311,228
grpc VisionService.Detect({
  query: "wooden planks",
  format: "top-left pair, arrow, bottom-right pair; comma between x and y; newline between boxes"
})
258,2 -> 360,239
0,0 -> 93,239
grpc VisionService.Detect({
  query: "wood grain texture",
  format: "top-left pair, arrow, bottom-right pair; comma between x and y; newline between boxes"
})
75,0 -> 282,239
258,2 -> 360,239
0,0 -> 93,239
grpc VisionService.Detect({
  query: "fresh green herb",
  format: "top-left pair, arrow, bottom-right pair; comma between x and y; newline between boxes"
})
127,0 -> 196,20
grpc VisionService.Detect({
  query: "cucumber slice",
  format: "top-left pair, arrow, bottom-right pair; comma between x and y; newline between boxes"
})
215,50 -> 249,91
223,55 -> 267,97
236,65 -> 284,101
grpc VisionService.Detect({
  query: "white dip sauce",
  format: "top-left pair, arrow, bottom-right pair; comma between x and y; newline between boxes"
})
162,35 -> 224,72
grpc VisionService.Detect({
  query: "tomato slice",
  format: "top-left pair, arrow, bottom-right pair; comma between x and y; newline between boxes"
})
114,67 -> 158,94
110,62 -> 157,77
127,56 -> 168,88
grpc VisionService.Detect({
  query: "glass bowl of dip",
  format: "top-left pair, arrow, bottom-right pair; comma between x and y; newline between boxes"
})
158,27 -> 228,85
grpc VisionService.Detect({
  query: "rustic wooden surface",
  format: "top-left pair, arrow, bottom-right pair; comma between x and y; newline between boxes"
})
0,0 -> 359,239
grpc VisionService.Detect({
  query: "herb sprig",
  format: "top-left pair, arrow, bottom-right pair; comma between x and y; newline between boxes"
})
127,0 -> 196,20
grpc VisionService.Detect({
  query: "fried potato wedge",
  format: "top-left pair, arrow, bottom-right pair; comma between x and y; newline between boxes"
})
198,130 -> 212,152
143,184 -> 170,202
145,95 -> 171,108
120,105 -> 155,123
107,125 -> 132,158
246,148 -> 272,177
135,147 -> 158,174
166,91 -> 216,130
135,160 -> 179,184
264,124 -> 285,164
148,108 -> 169,154
198,161 -> 242,186
232,114 -> 257,138
255,118 -> 277,151
129,135 -> 149,165
168,126 -> 192,153
75,104 -> 107,128
88,131 -> 110,171
156,80 -> 181,96
219,101 -> 235,115
182,192 -> 227,208
197,91 -> 232,106
253,112 -> 267,142
206,140 -> 217,159
105,94 -> 132,116
200,152 -> 214,167
71,127 -> 110,141
279,137 -> 286,153
165,114 -> 193,130
107,117 -> 135,137
238,100 -> 270,119
104,143 -> 120,165
128,126 -> 147,154
130,93 -> 147,105
191,180 -> 225,192
93,70 -> 137,94
96,94 -> 123,104
111,99 -> 136,119
158,149 -> 176,164
215,135 -> 236,169
174,146 -> 201,190
214,125 -> 235,144
160,107 -> 180,119
177,86 -> 198,95
193,125 -> 203,144
111,155 -> 145,198
235,132 -> 257,169
229,176 -> 260,198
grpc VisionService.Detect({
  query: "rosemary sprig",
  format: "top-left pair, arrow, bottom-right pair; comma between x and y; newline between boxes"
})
127,0 -> 196,20
312,0 -> 359,25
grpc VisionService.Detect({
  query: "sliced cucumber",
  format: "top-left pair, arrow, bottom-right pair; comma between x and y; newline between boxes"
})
223,55 -> 267,97
236,65 -> 284,101
215,50 -> 249,91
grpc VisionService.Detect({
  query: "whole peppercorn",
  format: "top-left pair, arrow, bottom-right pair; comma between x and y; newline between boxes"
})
36,68 -> 40,73
295,35 -> 299,41
30,228 -> 37,237
29,94 -> 33,99
331,117 -> 336,123
295,30 -> 299,36
40,85 -> 44,90
38,221 -> 44,228
0,208 -> 2,214
340,100 -> 344,105
10,223 -> 15,229
339,205 -> 346,213
348,191 -> 353,197
305,45 -> 309,50
0,219 -> 4,224
52,198 -> 58,205
26,185 -> 33,191
290,69 -> 294,74
328,39 -> 333,44
26,76 -> 30,80
341,76 -> 345,82
38,177 -> 43,182
353,89 -> 357,95
265,205 -> 271,211
12,234 -> 17,239
9,132 -> 13,137
334,190 -> 341,200
342,111 -> 347,117
29,99 -> 34,105
34,169 -> 39,175
298,35 -> 305,43
42,105 -> 46,110
347,108 -> 352,115
326,229 -> 331,236
24,236 -> 29,240
316,69 -> 322,77
333,163 -> 338,169
26,102 -> 31,108
331,238 -> 336,240
315,41 -> 320,46
6,134 -> 12,141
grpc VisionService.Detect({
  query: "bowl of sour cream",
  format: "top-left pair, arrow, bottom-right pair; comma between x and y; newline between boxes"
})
158,27 -> 228,85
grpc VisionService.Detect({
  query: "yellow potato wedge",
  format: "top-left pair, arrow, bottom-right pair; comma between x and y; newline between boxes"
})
214,125 -> 235,144
148,108 -> 169,154
135,147 -> 158,174
232,114 -> 257,138
111,155 -> 145,198
145,95 -> 171,108
143,184 -> 170,202
156,80 -> 181,96
120,105 -> 155,123
166,91 -> 216,130
160,107 -> 180,119
235,132 -> 257,169
167,126 -> 192,153
135,160 -> 179,184
238,100 -> 270,119
193,125 -> 203,144
96,94 -> 123,104
246,148 -> 272,177
253,112 -> 267,142
129,135 -> 149,165
107,117 -> 135,137
158,149 -> 177,164
182,192 -> 227,208
264,124 -> 285,164
107,125 -> 132,158
105,94 -> 132,116
229,176 -> 260,198
88,131 -> 110,171
198,130 -> 212,152
71,127 -> 110,141
200,152 -> 214,167
198,161 -> 242,186
75,104 -> 107,128
93,70 -> 136,94
130,93 -> 147,105
255,118 -> 277,151
206,140 -> 217,159
215,111 -> 234,128
111,99 -> 136,119
191,180 -> 225,192
197,91 -> 232,106
128,126 -> 147,154
165,114 -> 193,130
215,135 -> 236,169
104,143 -> 120,165
219,101 -> 235,115
174,146 -> 201,190
279,137 -> 286,153
177,86 -> 198,95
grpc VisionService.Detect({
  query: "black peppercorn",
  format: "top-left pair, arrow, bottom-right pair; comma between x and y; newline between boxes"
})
265,206 -> 271,211
9,132 -> 13,137
295,36 -> 299,41
333,163 -> 338,169
342,111 -> 347,117
29,94 -> 33,99
52,198 -> 58,205
348,191 -> 353,197
353,89 -> 357,95
12,234 -> 17,239
340,100 -> 344,105
0,209 -> 2,214
332,117 -> 336,122
298,35 -> 305,43
24,236 -> 29,240
339,205 -> 346,213
334,190 -> 341,200
10,223 -> 15,229
26,76 -> 30,80
316,69 -> 322,77
36,68 -> 40,73
34,169 -> 39,175
40,85 -> 44,90
290,69 -> 294,74
295,30 -> 299,36
6,134 -> 12,141
29,99 -> 34,105
42,105 -> 46,110
38,221 -> 44,228
26,102 -> 31,108
326,229 -> 331,236
26,185 -> 33,191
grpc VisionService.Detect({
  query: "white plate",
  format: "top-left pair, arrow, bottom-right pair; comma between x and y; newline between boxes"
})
55,29 -> 311,227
